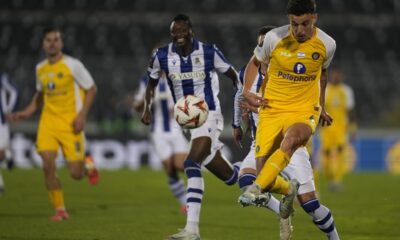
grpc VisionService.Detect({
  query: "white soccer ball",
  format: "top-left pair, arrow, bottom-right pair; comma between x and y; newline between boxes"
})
174,95 -> 209,129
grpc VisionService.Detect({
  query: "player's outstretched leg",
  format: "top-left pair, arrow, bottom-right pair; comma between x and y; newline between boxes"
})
301,199 -> 340,240
168,159 -> 202,240
168,176 -> 187,214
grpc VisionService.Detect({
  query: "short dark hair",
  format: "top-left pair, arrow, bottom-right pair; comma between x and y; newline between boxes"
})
258,26 -> 276,35
172,14 -> 192,29
42,27 -> 62,39
287,0 -> 316,15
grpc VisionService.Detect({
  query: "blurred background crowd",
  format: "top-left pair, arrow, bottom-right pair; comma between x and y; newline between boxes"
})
2,0 -> 400,138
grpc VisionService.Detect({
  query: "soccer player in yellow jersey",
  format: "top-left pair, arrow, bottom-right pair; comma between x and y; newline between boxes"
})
239,1 -> 339,238
320,67 -> 356,191
9,28 -> 99,221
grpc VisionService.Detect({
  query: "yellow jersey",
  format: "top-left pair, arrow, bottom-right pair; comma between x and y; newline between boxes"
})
254,25 -> 336,113
324,83 -> 355,130
36,55 -> 94,131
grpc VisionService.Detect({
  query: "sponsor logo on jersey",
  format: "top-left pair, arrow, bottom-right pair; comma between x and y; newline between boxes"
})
277,71 -> 316,82
47,81 -> 55,90
169,71 -> 206,81
312,52 -> 320,60
293,62 -> 306,74
280,51 -> 292,57
297,52 -> 306,58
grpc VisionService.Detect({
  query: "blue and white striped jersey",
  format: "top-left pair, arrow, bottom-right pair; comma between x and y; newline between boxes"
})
148,39 -> 232,113
233,66 -> 264,139
135,74 -> 181,134
0,73 -> 18,124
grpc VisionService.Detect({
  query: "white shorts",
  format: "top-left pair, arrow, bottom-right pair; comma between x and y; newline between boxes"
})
281,147 -> 315,195
240,143 -> 315,195
0,123 -> 10,149
190,111 -> 224,165
151,129 -> 188,161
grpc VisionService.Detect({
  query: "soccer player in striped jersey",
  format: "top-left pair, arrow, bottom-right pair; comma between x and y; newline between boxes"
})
8,28 -> 99,221
234,25 -> 340,240
133,73 -> 188,213
0,73 -> 18,195
142,14 -> 241,240
320,67 -> 356,191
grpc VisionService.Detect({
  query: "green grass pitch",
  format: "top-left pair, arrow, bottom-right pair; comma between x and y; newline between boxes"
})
0,169 -> 399,239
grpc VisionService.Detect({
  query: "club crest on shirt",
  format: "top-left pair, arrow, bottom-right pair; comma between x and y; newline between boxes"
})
312,52 -> 320,60
47,81 -> 56,90
194,57 -> 201,65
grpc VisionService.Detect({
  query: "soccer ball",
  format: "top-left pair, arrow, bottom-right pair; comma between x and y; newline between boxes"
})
174,95 -> 209,129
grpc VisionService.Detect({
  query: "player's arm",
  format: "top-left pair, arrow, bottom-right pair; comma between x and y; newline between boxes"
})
73,84 -> 97,133
8,91 -> 43,122
242,57 -> 268,110
69,59 -> 97,133
319,69 -> 333,127
141,76 -> 159,125
1,74 -> 18,114
231,68 -> 244,149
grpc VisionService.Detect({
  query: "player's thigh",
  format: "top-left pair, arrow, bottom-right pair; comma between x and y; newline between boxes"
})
151,134 -> 173,161
281,147 -> 315,195
190,111 -> 224,165
171,131 -> 189,155
255,115 -> 283,159
58,131 -> 85,162
36,125 -> 59,153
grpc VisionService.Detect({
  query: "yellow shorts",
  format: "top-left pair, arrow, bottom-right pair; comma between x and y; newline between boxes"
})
36,126 -> 85,162
320,126 -> 347,150
255,111 -> 319,158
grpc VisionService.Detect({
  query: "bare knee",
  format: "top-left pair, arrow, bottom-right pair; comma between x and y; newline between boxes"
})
281,136 -> 300,156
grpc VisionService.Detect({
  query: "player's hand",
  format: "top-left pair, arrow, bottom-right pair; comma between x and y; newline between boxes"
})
6,111 -> 30,122
319,109 -> 333,127
141,108 -> 152,125
72,112 -> 86,133
242,91 -> 268,108
232,127 -> 243,149
239,99 -> 259,113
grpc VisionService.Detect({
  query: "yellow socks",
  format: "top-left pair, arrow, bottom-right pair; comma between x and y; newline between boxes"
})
269,175 -> 290,195
48,190 -> 65,210
255,149 -> 290,189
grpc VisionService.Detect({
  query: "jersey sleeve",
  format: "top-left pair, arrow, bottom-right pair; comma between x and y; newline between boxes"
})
1,74 -> 18,113
322,38 -> 336,69
232,68 -> 244,128
344,84 -> 355,110
35,65 -> 42,91
148,49 -> 163,79
213,45 -> 232,73
254,32 -> 274,64
70,59 -> 95,90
